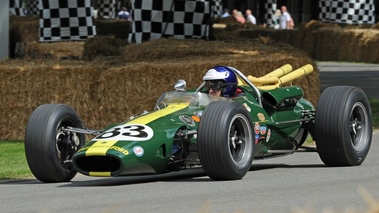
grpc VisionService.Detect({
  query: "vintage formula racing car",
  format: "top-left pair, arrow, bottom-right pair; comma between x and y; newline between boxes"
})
24,64 -> 373,183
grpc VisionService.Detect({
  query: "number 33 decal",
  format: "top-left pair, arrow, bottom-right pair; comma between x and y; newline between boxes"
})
95,124 -> 154,141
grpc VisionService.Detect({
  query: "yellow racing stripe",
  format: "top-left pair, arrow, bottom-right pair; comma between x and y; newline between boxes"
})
85,140 -> 118,156
127,103 -> 189,125
89,171 -> 111,177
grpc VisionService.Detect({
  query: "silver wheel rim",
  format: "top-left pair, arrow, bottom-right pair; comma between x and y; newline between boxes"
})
228,114 -> 253,167
350,102 -> 369,151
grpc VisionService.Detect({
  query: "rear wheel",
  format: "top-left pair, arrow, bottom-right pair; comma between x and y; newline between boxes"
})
198,101 -> 254,180
25,104 -> 85,183
315,86 -> 372,166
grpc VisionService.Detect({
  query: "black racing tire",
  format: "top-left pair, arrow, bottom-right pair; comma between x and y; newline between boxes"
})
315,86 -> 372,166
25,104 -> 85,183
197,101 -> 254,180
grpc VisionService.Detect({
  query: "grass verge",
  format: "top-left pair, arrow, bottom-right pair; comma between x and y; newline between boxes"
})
0,141 -> 32,179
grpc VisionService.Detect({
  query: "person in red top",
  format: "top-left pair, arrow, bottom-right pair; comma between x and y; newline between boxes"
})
232,9 -> 246,24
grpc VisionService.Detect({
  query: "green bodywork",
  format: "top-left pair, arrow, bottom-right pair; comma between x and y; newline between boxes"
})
72,85 -> 315,177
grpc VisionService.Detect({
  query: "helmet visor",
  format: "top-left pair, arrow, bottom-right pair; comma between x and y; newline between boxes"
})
206,81 -> 225,91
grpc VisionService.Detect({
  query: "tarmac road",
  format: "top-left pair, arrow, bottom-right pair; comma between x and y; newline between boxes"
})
318,61 -> 379,99
1,132 -> 378,213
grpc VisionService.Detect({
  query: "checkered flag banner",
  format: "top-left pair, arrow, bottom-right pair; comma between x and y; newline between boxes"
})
26,0 -> 40,16
128,0 -> 212,44
319,0 -> 375,24
9,0 -> 26,16
264,0 -> 277,28
39,0 -> 97,42
97,0 -> 116,19
213,0 -> 223,18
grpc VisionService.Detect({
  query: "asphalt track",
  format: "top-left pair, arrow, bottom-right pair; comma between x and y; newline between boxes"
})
318,61 -> 379,99
1,62 -> 379,213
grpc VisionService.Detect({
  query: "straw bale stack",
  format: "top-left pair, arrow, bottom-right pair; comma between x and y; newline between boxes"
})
0,36 -> 318,140
295,20 -> 379,63
0,61 -> 101,139
7,13 -> 379,141
24,41 -> 85,60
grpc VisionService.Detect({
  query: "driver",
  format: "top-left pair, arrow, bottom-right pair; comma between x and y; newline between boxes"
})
203,66 -> 238,97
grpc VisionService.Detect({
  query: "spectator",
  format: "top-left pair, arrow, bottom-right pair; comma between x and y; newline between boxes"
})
279,6 -> 294,29
273,9 -> 281,29
232,9 -> 246,24
221,8 -> 230,18
118,7 -> 130,20
245,9 -> 256,25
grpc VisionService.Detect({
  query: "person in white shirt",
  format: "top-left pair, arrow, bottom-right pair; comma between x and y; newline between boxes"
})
221,9 -> 230,18
245,9 -> 256,25
118,7 -> 130,20
279,6 -> 291,29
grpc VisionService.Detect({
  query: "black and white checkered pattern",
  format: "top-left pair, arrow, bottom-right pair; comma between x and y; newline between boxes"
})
213,0 -> 223,18
26,0 -> 39,16
97,0 -> 116,19
9,0 -> 26,16
319,0 -> 375,24
128,0 -> 212,44
264,0 -> 277,27
39,0 -> 97,42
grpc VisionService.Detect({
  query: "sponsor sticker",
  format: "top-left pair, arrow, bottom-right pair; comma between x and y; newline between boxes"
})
266,129 -> 271,142
179,115 -> 195,126
254,122 -> 260,135
133,146 -> 144,157
257,113 -> 265,121
243,103 -> 251,112
109,146 -> 129,155
260,126 -> 267,135
255,134 -> 260,144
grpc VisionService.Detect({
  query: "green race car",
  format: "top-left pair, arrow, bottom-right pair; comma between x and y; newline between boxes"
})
24,64 -> 373,183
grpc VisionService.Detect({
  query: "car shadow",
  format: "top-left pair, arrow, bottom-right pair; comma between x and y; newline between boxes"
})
250,163 -> 326,171
60,163 -> 325,187
2,163 -> 326,186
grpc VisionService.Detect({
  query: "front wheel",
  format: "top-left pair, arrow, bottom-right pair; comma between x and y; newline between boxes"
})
315,86 -> 372,166
25,104 -> 85,183
197,101 -> 254,180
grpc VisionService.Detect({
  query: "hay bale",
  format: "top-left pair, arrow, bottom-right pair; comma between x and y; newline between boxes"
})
94,19 -> 130,39
24,41 -> 85,60
0,61 -> 101,139
9,16 -> 39,58
83,36 -> 128,60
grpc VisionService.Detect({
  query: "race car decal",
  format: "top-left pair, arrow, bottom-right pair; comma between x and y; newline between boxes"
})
266,129 -> 271,142
133,146 -> 144,157
86,140 -> 118,156
254,122 -> 260,135
243,103 -> 251,112
257,113 -> 265,121
179,115 -> 195,126
260,126 -> 267,135
94,124 -> 154,141
109,145 -> 129,155
255,134 -> 259,144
